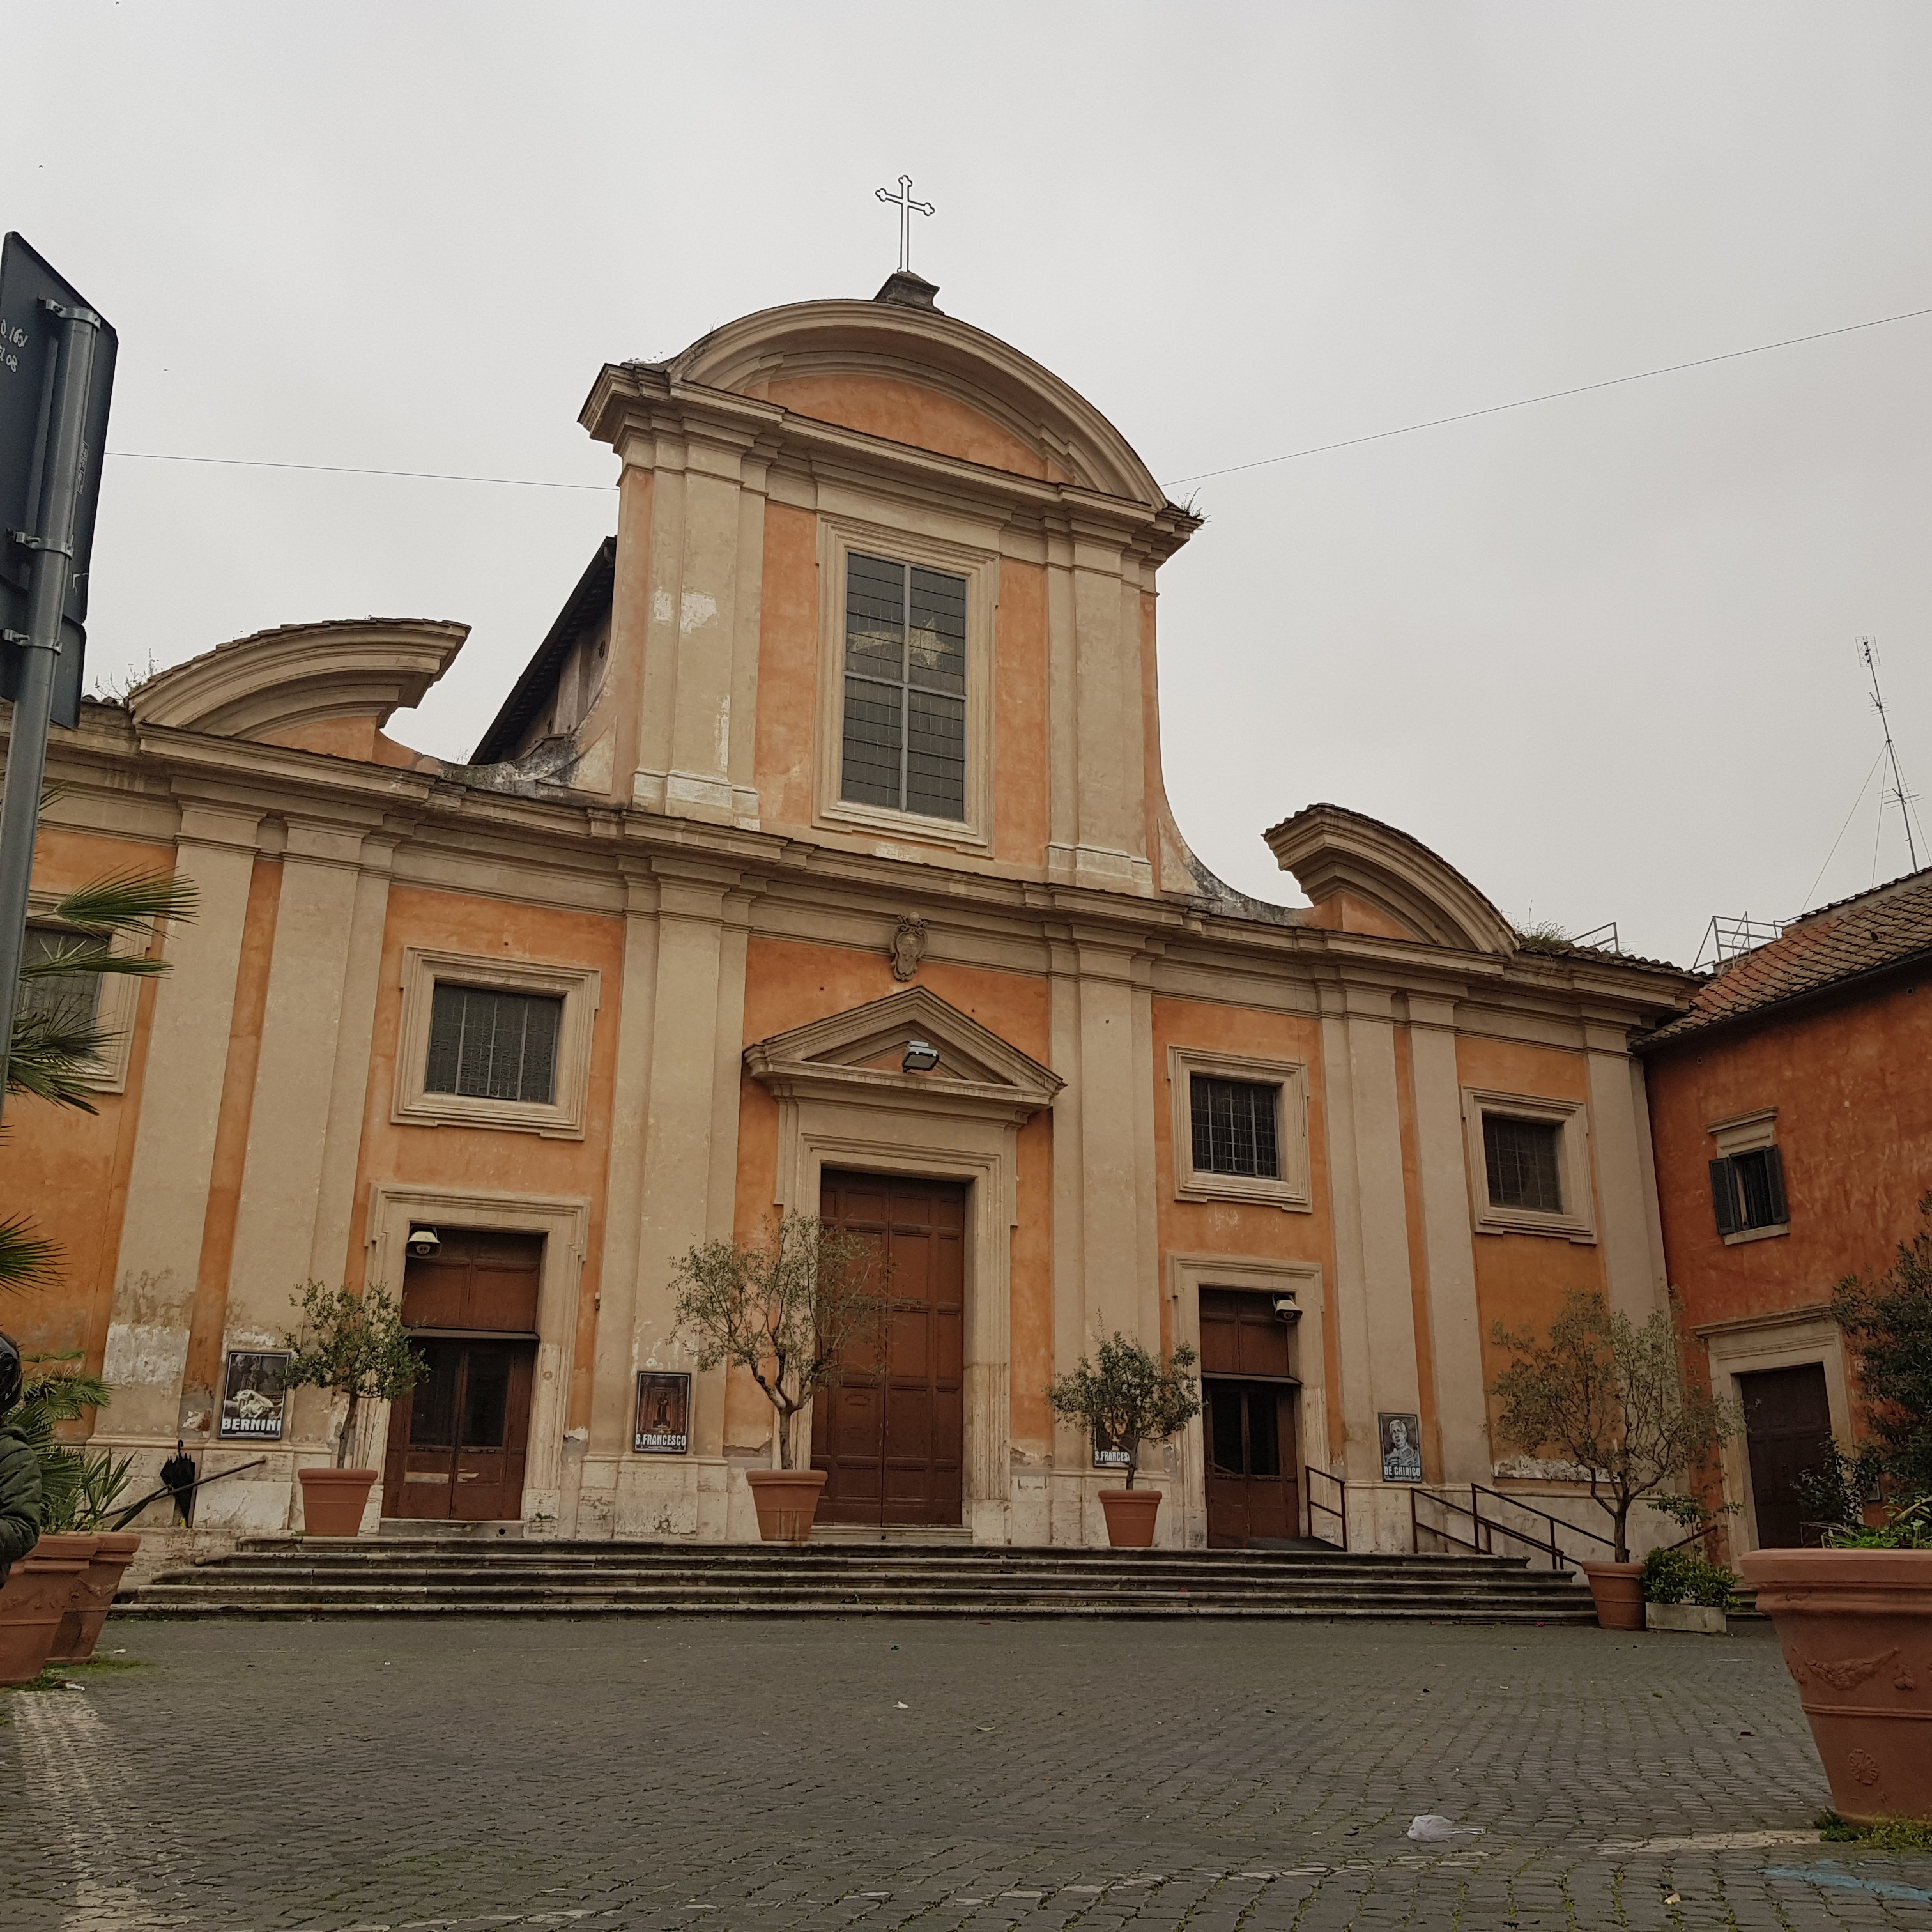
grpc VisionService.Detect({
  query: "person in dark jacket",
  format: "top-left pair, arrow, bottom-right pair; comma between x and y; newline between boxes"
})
0,1331 -> 42,1586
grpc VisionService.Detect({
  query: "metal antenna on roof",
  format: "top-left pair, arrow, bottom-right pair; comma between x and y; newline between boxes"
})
1862,638 -> 1922,873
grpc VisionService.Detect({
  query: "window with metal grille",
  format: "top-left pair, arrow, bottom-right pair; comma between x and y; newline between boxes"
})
1483,1114 -> 1564,1214
16,926 -> 103,1029
1710,1146 -> 1788,1235
1190,1076 -> 1281,1179
840,552 -> 967,820
424,984 -> 562,1105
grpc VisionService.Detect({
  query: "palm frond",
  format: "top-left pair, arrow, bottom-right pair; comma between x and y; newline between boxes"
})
5,1007 -> 112,1112
19,939 -> 167,983
0,1215 -> 63,1296
51,869 -> 197,935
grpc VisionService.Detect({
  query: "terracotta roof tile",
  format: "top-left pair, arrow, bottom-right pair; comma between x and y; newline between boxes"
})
1643,864 -> 1932,1047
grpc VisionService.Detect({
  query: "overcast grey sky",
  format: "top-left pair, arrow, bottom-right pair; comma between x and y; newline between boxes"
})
6,1 -> 1928,963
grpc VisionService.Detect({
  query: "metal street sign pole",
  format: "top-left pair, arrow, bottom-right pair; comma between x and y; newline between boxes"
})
0,301 -> 102,1133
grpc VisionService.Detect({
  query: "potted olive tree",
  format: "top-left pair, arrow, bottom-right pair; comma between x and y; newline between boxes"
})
670,1214 -> 887,1543
1490,1289 -> 1738,1628
1048,1332 -> 1201,1547
283,1281 -> 422,1537
1742,1197 -> 1932,1826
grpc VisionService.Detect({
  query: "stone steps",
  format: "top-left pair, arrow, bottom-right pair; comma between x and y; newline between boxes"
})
117,1537 -> 1596,1623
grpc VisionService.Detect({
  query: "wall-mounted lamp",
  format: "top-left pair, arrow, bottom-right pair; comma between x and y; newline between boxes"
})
901,1039 -> 941,1073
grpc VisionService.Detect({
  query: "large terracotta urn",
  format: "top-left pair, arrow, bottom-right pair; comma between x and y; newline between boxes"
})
1579,1559 -> 1646,1630
1740,1547 -> 1932,1825
1098,1487 -> 1163,1548
298,1466 -> 378,1537
746,1468 -> 828,1544
0,1546 -> 91,1686
49,1533 -> 142,1664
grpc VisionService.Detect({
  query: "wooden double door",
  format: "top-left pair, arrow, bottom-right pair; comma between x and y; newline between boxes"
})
383,1230 -> 542,1522
1741,1362 -> 1833,1549
1200,1288 -> 1303,1548
811,1172 -> 965,1526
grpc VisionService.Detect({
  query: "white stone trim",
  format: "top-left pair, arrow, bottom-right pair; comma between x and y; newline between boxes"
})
813,512 -> 999,852
1462,1086 -> 1597,1243
1165,1045 -> 1312,1211
391,946 -> 600,1138
1694,1304 -> 1851,1557
1708,1107 -> 1778,1155
1167,1252 -> 1328,1548
364,1183 -> 591,1524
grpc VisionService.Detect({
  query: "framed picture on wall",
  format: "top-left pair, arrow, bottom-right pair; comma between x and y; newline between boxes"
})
1379,1411 -> 1423,1482
633,1371 -> 691,1454
219,1351 -> 290,1441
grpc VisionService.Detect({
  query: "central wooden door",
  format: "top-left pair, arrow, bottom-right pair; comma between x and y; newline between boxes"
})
1740,1361 -> 1833,1548
383,1230 -> 542,1522
811,1172 -> 965,1526
1199,1288 -> 1302,1547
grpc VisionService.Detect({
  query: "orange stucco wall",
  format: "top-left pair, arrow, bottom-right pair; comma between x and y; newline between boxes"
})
344,885 -> 628,1429
761,374 -> 1067,483
8,827 -> 176,1371
753,502 -> 820,832
992,560 -> 1049,866
1148,997 -> 1343,1462
1453,1037 -> 1609,1429
1646,974 -> 1932,1332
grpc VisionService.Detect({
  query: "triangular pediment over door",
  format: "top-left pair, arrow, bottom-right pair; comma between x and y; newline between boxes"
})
742,985 -> 1062,1124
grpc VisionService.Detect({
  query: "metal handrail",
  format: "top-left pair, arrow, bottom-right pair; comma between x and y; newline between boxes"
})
1411,1482 -> 1615,1572
1307,1466 -> 1347,1550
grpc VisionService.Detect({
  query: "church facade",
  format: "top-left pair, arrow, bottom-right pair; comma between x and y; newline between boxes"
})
12,277 -> 1698,1550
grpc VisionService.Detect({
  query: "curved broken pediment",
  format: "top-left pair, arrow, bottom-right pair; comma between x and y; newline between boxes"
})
130,618 -> 466,762
744,985 -> 1062,1122
1264,803 -> 1517,956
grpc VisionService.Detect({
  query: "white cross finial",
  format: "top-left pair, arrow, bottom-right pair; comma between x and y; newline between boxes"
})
875,174 -> 935,274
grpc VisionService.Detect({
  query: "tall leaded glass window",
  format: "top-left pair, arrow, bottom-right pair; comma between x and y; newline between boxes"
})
425,984 -> 562,1105
840,553 -> 967,820
1190,1076 -> 1281,1179
15,926 -> 103,1030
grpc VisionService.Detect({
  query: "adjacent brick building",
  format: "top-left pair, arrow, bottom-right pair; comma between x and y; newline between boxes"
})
1639,866 -> 1932,1552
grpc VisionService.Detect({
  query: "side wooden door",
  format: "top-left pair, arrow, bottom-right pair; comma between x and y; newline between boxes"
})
1740,1362 -> 1834,1549
811,1172 -> 965,1526
383,1230 -> 543,1522
1199,1288 -> 1303,1548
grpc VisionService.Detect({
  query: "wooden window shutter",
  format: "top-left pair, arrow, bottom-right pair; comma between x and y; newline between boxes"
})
1709,1157 -> 1741,1236
1761,1144 -> 1788,1225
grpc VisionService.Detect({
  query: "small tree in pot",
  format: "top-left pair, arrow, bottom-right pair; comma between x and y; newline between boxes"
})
282,1281 -> 422,1536
1489,1288 -> 1738,1626
671,1214 -> 888,1542
1048,1332 -> 1200,1546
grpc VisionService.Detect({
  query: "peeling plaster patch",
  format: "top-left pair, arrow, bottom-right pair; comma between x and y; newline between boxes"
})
102,1321 -> 190,1388
680,592 -> 718,634
652,589 -> 674,625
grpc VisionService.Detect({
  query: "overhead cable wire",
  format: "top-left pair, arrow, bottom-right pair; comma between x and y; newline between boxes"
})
103,450 -> 614,492
1799,749 -> 1886,914
1160,303 -> 1932,487
99,300 -> 1932,498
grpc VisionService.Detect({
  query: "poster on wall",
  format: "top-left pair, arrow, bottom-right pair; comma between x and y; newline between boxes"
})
1092,1423 -> 1131,1471
219,1351 -> 290,1441
633,1371 -> 691,1454
1379,1412 -> 1423,1482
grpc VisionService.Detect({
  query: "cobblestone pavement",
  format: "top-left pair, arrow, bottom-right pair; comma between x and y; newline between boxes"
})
3,1615 -> 1930,1931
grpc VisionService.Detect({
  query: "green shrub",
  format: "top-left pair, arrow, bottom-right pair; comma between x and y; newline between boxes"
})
1641,1545 -> 1736,1606
1821,1496 -> 1931,1549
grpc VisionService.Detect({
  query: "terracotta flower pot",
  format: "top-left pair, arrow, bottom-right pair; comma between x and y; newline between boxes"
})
298,1467 -> 378,1537
1740,1546 -> 1932,1825
0,1549 -> 91,1687
49,1532 -> 141,1664
1580,1560 -> 1645,1629
745,1468 -> 828,1544
1098,1487 -> 1163,1548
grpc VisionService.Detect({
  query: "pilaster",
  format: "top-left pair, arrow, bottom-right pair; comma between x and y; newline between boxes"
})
1583,1016 -> 1666,1322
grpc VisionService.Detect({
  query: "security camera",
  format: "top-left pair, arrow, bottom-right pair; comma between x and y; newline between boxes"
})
1273,1295 -> 1299,1318
407,1227 -> 441,1259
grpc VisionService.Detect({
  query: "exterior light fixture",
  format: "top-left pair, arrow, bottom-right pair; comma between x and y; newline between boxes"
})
901,1039 -> 940,1073
1273,1294 -> 1299,1319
